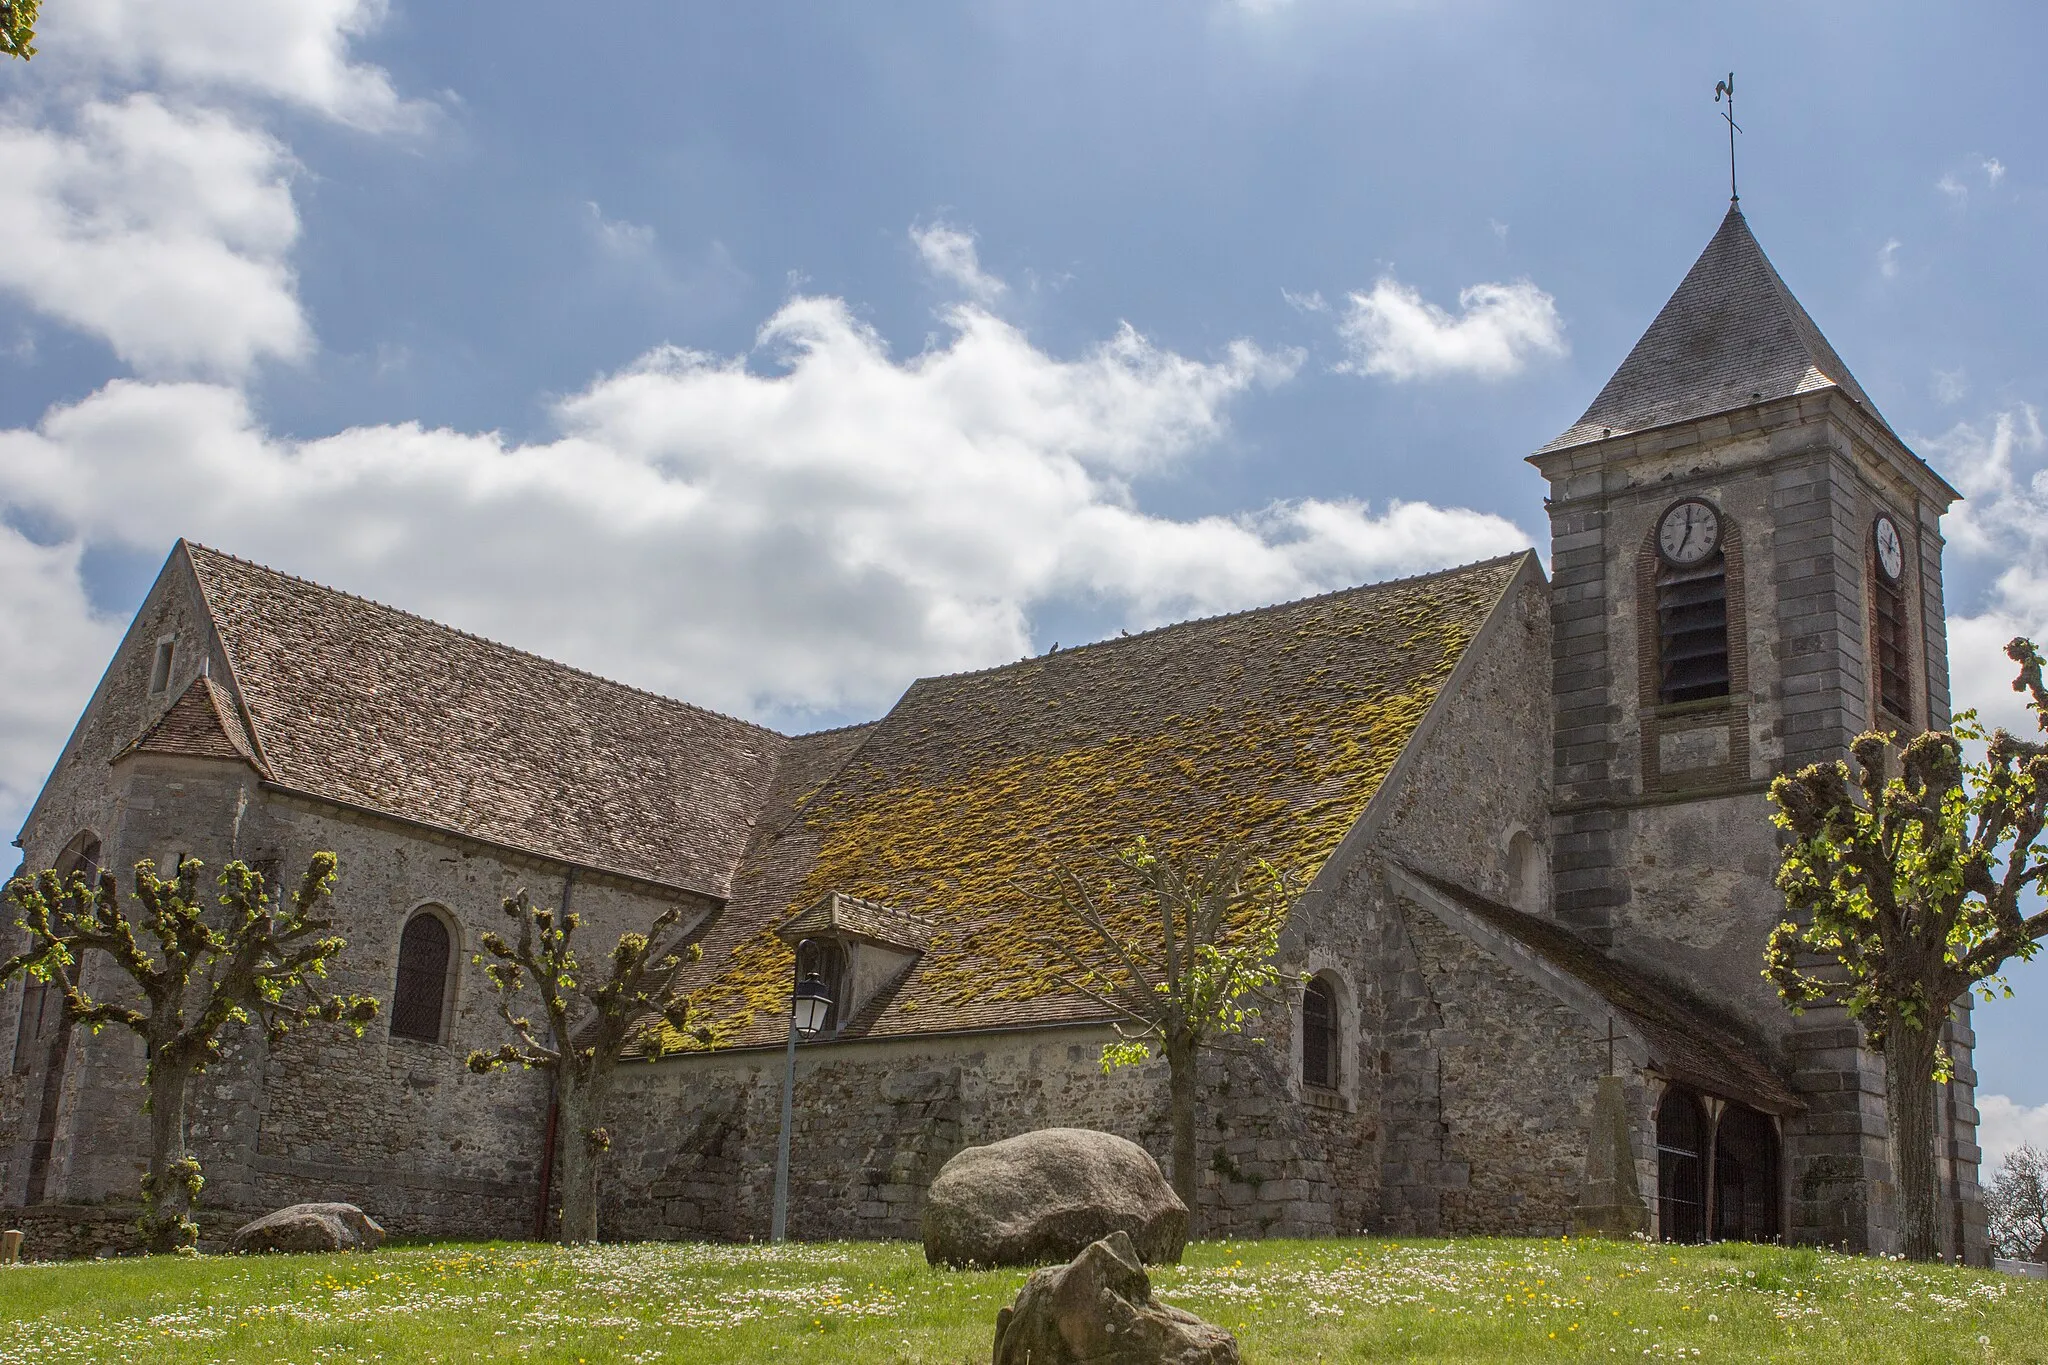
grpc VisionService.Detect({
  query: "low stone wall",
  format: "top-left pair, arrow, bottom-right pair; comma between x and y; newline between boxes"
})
1,1204 -> 273,1261
3,1205 -> 145,1262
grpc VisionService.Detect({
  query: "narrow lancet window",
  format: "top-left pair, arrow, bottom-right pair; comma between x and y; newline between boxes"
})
1301,977 -> 1338,1090
391,911 -> 453,1042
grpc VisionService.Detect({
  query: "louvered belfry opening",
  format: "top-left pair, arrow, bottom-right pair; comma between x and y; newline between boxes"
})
1873,570 -> 1912,723
1301,976 -> 1337,1090
1656,553 -> 1731,704
391,911 -> 452,1042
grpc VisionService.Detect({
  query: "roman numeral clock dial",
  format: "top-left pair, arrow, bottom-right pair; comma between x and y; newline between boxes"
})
1657,499 -> 1722,566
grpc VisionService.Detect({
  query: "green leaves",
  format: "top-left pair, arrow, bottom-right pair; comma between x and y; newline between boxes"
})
1037,834 -> 1296,1062
1766,638 -> 2048,1061
0,0 -> 38,59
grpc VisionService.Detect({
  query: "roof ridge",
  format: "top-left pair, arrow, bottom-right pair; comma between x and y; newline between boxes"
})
904,551 -> 1534,687
182,542 -> 788,742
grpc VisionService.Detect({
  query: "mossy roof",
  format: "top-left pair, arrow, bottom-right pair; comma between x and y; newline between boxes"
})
662,553 -> 1533,1051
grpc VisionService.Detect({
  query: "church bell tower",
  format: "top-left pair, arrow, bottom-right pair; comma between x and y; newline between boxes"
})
1527,205 -> 1979,1257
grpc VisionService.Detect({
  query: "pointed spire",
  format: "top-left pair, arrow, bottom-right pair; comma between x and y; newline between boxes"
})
1542,206 -> 1888,452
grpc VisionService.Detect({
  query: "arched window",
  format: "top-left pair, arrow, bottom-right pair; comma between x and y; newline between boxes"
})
1713,1104 -> 1781,1243
1656,1088 -> 1708,1243
1301,976 -> 1338,1091
391,910 -> 454,1043
1871,518 -> 1913,725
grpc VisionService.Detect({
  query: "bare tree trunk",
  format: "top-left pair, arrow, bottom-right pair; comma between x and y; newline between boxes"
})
1885,1025 -> 1942,1261
140,1056 -> 200,1254
1165,1035 -> 1199,1234
552,1056 -> 617,1244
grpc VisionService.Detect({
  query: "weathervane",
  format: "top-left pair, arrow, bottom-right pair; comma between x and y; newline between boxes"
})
1714,72 -> 1742,203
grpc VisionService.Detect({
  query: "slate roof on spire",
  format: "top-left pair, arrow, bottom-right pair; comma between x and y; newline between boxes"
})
1541,206 -> 1890,453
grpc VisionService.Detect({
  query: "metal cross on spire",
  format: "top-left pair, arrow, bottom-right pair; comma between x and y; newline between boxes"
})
1714,72 -> 1742,203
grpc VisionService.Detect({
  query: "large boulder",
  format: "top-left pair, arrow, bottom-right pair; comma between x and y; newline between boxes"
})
922,1127 -> 1188,1268
231,1203 -> 385,1254
993,1230 -> 1238,1365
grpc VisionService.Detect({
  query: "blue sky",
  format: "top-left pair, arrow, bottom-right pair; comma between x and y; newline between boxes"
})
2,1 -> 2044,1153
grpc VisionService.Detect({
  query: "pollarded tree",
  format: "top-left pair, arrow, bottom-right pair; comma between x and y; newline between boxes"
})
3,854 -> 380,1252
1767,637 -> 2048,1262
1032,837 -> 1297,1221
1,0 -> 38,60
466,890 -> 715,1243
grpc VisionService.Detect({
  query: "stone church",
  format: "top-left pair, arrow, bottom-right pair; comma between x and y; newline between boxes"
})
1,205 -> 1984,1261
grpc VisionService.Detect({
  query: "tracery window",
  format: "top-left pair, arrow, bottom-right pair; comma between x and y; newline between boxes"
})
1301,976 -> 1338,1091
391,910 -> 454,1043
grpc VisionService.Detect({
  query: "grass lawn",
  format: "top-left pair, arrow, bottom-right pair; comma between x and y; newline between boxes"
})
2,1234 -> 2043,1363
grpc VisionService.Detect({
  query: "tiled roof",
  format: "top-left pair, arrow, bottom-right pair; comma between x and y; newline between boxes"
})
663,554 -> 1532,1051
183,544 -> 788,895
119,675 -> 260,768
1403,868 -> 1801,1114
1541,206 -> 1889,453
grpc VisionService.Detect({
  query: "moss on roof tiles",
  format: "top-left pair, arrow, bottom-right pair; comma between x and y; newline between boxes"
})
665,555 -> 1527,1050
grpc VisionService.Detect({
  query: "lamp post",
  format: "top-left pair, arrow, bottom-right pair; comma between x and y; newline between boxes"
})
770,943 -> 833,1243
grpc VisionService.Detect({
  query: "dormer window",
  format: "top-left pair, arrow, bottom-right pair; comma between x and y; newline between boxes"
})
794,938 -> 850,1034
777,892 -> 929,1038
149,637 -> 177,695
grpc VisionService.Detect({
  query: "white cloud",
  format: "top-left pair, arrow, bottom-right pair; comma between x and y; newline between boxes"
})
911,221 -> 1007,305
42,0 -> 419,131
0,530 -> 125,843
1981,1095 -> 2048,1177
1925,406 -> 2048,734
0,96 -> 307,378
586,202 -> 658,261
1336,276 -> 1565,381
1938,173 -> 1970,205
1982,156 -> 2008,188
0,298 -> 1526,824
1878,238 -> 1902,280
1933,368 -> 1969,405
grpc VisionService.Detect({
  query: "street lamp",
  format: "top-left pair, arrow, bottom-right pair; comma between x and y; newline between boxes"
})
771,944 -> 833,1243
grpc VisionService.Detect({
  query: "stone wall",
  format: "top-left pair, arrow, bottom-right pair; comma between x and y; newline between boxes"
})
602,1020 -> 1341,1244
9,723 -> 708,1240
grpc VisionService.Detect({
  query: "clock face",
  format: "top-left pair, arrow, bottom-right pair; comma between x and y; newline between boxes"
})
1657,499 -> 1722,567
1874,516 -> 1904,581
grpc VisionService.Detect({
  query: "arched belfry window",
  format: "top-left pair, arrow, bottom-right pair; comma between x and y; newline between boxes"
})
1871,514 -> 1913,725
1301,976 -> 1339,1091
1652,499 -> 1732,705
391,910 -> 454,1043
